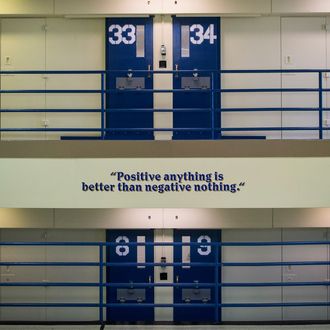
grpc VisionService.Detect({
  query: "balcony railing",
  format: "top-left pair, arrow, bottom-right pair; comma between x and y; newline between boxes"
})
0,69 -> 329,140
0,240 -> 330,326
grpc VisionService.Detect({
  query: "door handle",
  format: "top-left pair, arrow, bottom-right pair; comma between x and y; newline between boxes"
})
127,69 -> 133,80
147,64 -> 151,78
176,275 -> 179,283
175,64 -> 179,78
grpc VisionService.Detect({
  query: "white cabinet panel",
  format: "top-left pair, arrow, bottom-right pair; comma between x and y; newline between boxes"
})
281,17 -> 326,139
1,19 -> 46,140
45,18 -> 104,140
221,17 -> 281,139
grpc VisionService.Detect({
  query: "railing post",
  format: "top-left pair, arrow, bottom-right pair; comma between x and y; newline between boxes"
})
214,241 -> 219,323
211,72 -> 216,140
318,72 -> 323,140
218,70 -> 222,139
99,244 -> 104,325
101,72 -> 106,140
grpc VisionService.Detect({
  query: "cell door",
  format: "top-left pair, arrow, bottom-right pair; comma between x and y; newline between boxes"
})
106,18 -> 154,140
174,229 -> 221,322
106,229 -> 154,322
173,17 -> 220,140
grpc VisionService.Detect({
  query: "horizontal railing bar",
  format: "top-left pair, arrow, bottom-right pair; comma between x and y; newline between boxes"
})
221,69 -> 330,74
221,302 -> 330,308
221,107 -> 328,112
0,242 -> 102,246
0,127 -> 328,132
1,261 -> 327,267
0,69 -> 215,74
106,108 -> 212,112
221,88 -> 320,93
0,109 -> 102,113
1,107 -> 328,113
0,90 -> 102,94
222,282 -> 330,287
0,303 -> 100,308
104,262 -> 215,267
0,282 -> 216,288
104,283 -> 215,288
2,240 -> 330,246
220,127 -> 327,132
0,282 -> 101,287
1,281 -> 329,288
223,261 -> 330,267
104,303 -> 214,308
1,88 -> 330,94
1,302 -> 330,308
0,241 -> 216,246
0,262 -> 99,266
221,241 -> 330,246
1,69 -> 330,74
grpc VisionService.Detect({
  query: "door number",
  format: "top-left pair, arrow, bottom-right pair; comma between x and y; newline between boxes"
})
197,235 -> 212,256
115,236 -> 130,256
190,24 -> 217,45
109,24 -> 136,45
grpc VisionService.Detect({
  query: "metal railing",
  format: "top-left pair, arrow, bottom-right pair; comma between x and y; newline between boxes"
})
0,240 -> 330,326
0,69 -> 329,140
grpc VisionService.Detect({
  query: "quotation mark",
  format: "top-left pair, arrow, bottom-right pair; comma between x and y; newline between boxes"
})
237,182 -> 246,192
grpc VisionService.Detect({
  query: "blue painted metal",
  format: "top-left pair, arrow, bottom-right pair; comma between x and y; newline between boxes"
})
105,262 -> 215,266
211,72 -> 216,139
1,281 -> 329,288
173,17 -> 220,140
106,17 -> 154,140
319,72 -> 323,140
214,236 -> 220,323
2,240 -> 330,247
173,229 -> 221,322
221,240 -> 330,246
220,302 -> 330,308
100,72 -> 106,139
222,261 -> 330,266
106,229 -> 154,322
99,245 -> 104,323
1,240 -> 330,324
0,69 -> 329,139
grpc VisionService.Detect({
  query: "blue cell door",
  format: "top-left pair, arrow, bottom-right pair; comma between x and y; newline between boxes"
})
106,229 -> 154,322
173,17 -> 220,140
106,18 -> 154,140
173,229 -> 221,322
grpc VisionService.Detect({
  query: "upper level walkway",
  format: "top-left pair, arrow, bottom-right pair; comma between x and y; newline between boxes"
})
0,69 -> 329,141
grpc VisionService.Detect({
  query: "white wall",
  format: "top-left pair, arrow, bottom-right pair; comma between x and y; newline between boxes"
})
0,17 -> 104,140
0,229 -> 104,321
221,17 -> 282,139
222,229 -> 282,321
1,208 -> 330,229
281,17 -> 326,140
221,16 -> 330,140
1,18 -> 47,140
4,0 -> 330,17
222,228 -> 330,322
